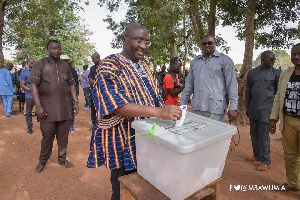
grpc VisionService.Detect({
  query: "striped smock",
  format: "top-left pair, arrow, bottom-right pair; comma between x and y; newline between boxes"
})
87,54 -> 163,171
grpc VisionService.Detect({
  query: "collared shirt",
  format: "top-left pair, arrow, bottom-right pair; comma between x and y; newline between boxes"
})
19,68 -> 32,99
245,66 -> 281,123
180,50 -> 238,115
28,57 -> 75,122
81,70 -> 90,88
0,68 -> 15,95
86,54 -> 163,171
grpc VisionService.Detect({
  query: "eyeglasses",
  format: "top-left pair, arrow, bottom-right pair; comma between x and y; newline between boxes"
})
125,35 -> 151,47
202,41 -> 215,46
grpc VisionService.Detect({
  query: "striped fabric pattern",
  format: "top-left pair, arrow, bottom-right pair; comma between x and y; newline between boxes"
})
87,54 -> 163,171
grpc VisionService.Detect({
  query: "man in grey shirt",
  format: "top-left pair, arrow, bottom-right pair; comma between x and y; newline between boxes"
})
180,35 -> 238,122
245,50 -> 281,171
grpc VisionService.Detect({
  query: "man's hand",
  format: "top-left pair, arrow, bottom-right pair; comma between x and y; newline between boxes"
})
74,103 -> 79,114
269,119 -> 277,134
227,110 -> 237,122
36,105 -> 47,120
157,105 -> 182,121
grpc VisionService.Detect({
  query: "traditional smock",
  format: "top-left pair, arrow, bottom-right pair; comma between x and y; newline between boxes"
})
87,54 -> 163,171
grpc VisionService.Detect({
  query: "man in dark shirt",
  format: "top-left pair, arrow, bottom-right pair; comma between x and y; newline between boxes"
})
270,43 -> 300,191
88,52 -> 101,130
29,40 -> 79,173
245,50 -> 281,171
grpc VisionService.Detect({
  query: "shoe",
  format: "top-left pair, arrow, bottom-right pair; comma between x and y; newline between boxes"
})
84,106 -> 91,109
5,114 -> 11,117
27,128 -> 33,134
257,164 -> 270,171
35,163 -> 45,173
58,160 -> 74,168
69,126 -> 75,132
281,183 -> 300,192
246,156 -> 260,162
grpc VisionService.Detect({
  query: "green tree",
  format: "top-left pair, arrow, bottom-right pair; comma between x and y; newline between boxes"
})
3,0 -> 95,67
219,0 -> 300,125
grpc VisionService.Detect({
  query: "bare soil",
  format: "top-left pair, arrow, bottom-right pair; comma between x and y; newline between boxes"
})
0,92 -> 299,200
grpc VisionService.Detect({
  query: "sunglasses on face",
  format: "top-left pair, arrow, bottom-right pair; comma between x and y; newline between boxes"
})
202,41 -> 215,46
125,35 -> 151,47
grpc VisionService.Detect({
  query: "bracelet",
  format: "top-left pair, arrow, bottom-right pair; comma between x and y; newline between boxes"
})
72,100 -> 79,104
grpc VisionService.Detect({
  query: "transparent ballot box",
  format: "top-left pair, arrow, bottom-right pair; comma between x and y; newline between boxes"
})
132,111 -> 237,200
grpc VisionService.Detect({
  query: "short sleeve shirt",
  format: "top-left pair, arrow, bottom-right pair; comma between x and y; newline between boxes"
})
163,73 -> 179,106
28,57 -> 75,122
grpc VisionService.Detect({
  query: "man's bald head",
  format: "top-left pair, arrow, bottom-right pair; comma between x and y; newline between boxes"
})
261,50 -> 276,68
121,22 -> 150,62
123,22 -> 147,36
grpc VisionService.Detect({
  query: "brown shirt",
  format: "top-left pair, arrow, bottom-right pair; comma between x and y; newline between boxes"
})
28,57 -> 75,122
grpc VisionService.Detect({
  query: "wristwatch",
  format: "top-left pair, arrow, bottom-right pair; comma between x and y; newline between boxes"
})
72,100 -> 79,104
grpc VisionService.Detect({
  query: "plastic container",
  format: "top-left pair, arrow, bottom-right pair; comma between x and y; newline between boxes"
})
132,111 -> 236,200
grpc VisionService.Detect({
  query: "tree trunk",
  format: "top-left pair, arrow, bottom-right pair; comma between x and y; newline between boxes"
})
208,0 -> 216,37
186,0 -> 204,47
237,0 -> 256,126
0,0 -> 6,66
170,35 -> 177,58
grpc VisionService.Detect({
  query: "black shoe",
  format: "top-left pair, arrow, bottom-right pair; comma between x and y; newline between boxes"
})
58,160 -> 74,168
35,163 -> 45,173
27,128 -> 33,134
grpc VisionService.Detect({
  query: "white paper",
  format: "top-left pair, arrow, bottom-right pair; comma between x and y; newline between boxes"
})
175,105 -> 187,127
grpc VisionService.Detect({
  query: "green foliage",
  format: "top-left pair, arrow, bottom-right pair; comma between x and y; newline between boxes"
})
252,50 -> 293,69
4,0 -> 95,68
219,0 -> 300,49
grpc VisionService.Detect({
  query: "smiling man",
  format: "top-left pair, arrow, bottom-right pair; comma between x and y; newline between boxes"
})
180,35 -> 238,123
269,43 -> 300,191
86,22 -> 182,200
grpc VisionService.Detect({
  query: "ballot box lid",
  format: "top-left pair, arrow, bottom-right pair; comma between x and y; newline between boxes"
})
131,111 -> 237,153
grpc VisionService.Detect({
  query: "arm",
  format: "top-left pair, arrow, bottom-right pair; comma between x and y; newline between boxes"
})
89,77 -> 95,85
245,71 -> 251,115
269,71 -> 283,134
168,85 -> 185,97
113,103 -> 182,121
223,58 -> 238,120
31,84 -> 47,120
20,81 -> 30,92
70,85 -> 79,114
180,66 -> 194,105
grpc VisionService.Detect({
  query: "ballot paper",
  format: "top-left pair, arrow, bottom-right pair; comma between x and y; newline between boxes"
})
175,105 -> 187,127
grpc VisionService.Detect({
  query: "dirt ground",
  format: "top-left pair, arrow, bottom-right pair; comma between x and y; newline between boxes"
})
0,91 -> 299,200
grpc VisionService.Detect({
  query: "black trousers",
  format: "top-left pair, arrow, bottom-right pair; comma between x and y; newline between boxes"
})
90,96 -> 96,126
110,167 -> 137,200
39,120 -> 70,164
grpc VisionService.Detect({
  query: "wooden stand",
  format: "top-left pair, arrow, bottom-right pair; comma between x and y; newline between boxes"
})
119,173 -> 225,200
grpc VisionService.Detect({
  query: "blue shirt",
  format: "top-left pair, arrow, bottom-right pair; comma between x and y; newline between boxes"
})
19,68 -> 32,99
0,68 -> 15,95
180,50 -> 238,115
81,70 -> 90,88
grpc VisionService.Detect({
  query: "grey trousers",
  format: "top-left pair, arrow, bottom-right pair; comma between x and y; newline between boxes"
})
39,120 -> 70,164
25,98 -> 35,129
192,110 -> 225,123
